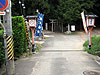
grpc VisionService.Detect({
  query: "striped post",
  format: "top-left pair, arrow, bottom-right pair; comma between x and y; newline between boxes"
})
6,36 -> 14,60
24,19 -> 29,41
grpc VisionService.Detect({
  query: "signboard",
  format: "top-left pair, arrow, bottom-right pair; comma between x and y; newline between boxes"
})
36,14 -> 44,36
71,25 -> 75,31
81,11 -> 88,33
89,19 -> 94,26
0,12 -> 6,15
0,0 -> 8,11
29,19 -> 36,27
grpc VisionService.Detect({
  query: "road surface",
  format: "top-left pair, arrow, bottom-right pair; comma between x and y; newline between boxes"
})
15,31 -> 100,75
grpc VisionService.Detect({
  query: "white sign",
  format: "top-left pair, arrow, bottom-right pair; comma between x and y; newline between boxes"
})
71,25 -> 75,31
29,19 -> 36,27
81,11 -> 88,33
0,12 -> 6,15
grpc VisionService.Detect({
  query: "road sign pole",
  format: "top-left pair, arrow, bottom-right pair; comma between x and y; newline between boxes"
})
3,0 -> 15,75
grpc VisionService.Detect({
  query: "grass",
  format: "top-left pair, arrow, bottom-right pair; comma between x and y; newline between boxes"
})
43,37 -> 47,39
15,43 -> 42,59
83,36 -> 100,56
36,43 -> 42,52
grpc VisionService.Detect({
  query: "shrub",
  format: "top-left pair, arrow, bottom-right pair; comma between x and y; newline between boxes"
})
0,16 -> 28,67
12,16 -> 28,57
83,36 -> 100,55
0,30 -> 5,67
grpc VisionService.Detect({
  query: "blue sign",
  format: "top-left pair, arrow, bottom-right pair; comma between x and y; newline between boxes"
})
36,14 -> 44,36
0,0 -> 8,11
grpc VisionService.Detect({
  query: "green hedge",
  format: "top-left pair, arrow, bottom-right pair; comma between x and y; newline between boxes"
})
83,36 -> 100,55
0,16 -> 28,67
12,16 -> 28,57
0,30 -> 5,68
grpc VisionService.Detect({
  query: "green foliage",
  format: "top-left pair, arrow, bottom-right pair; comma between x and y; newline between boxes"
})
12,0 -> 50,17
12,16 -> 28,57
36,44 -> 42,52
0,16 -> 28,67
0,30 -> 5,67
25,0 -> 50,20
12,0 -> 21,16
83,36 -> 100,55
55,0 -> 95,25
12,0 -> 100,26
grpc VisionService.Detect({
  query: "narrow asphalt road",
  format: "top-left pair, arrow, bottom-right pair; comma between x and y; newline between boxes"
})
15,31 -> 100,75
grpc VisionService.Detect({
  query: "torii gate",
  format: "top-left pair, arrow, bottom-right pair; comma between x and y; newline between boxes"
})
49,19 -> 57,32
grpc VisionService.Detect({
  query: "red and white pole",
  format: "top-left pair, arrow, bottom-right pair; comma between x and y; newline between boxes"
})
31,28 -> 34,45
31,28 -> 35,52
88,27 -> 93,49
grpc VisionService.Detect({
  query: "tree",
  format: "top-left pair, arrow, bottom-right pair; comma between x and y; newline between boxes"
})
12,0 -> 50,17
55,0 -> 95,26
12,0 -> 20,16
93,0 -> 100,26
11,0 -> 100,27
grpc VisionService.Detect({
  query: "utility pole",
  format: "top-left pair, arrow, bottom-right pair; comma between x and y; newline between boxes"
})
3,0 -> 15,75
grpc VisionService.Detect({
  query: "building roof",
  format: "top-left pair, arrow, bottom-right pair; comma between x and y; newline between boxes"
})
85,15 -> 98,18
26,15 -> 37,19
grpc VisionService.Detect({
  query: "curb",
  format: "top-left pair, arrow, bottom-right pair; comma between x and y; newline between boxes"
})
89,54 -> 100,65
